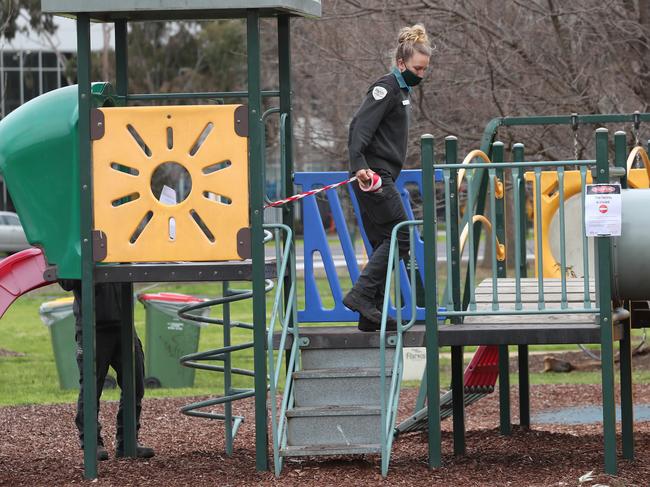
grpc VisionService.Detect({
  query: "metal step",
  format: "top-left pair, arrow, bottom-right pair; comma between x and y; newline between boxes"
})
280,443 -> 381,457
286,405 -> 381,447
300,347 -> 395,370
292,367 -> 392,407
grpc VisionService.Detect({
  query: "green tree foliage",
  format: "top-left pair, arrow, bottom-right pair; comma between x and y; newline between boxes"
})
62,20 -> 246,101
117,20 -> 246,96
0,0 -> 56,40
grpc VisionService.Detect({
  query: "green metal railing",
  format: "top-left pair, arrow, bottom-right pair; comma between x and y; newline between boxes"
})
266,223 -> 299,477
378,221 -> 419,477
439,146 -> 598,318
176,230 -> 278,454
423,129 -> 625,474
176,225 -> 295,456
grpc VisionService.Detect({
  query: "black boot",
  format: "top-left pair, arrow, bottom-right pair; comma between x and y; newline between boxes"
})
343,288 -> 382,325
115,443 -> 155,459
80,442 -> 109,461
358,314 -> 398,332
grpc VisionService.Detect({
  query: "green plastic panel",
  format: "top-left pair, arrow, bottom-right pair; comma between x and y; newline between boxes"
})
41,0 -> 322,20
0,83 -> 115,279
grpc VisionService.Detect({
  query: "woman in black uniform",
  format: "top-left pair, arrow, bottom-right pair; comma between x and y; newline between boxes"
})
343,25 -> 432,332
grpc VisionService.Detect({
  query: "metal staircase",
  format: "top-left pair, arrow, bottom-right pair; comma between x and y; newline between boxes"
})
281,347 -> 395,458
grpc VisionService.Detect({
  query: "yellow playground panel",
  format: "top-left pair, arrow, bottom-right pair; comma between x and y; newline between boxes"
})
93,104 -> 249,263
526,163 -> 649,278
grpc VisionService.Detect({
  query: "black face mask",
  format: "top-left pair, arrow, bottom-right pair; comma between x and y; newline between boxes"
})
402,68 -> 423,87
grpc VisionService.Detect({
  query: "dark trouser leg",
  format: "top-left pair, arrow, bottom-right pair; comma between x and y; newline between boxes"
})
353,239 -> 392,299
75,327 -> 117,447
114,333 -> 145,447
351,174 -> 410,301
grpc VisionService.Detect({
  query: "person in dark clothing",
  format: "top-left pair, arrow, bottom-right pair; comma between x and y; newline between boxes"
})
59,280 -> 154,461
343,24 -> 432,332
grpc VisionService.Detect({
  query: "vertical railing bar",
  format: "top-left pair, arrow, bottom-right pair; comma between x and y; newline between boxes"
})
513,166 -> 523,311
558,167 -> 568,309
223,281 -> 234,455
489,168 -> 499,310
444,171 -> 454,310
580,166 -> 591,308
466,171 -> 477,310
410,225 -> 416,325
534,168 -> 545,309
446,137 -> 461,317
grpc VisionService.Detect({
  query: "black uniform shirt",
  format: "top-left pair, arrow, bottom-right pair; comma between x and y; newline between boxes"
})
348,68 -> 411,181
59,280 -> 122,329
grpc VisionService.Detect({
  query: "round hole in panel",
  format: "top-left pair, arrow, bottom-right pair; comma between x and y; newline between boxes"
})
150,162 -> 192,205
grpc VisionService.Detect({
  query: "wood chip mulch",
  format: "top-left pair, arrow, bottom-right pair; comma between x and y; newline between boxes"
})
1,383 -> 650,486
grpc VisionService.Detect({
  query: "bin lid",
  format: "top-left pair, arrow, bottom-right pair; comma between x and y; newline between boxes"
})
138,292 -> 204,304
39,296 -> 74,312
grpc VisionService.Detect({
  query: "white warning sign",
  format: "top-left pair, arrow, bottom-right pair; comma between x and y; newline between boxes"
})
584,184 -> 621,237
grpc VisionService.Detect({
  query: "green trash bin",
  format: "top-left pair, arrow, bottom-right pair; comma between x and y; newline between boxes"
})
40,297 -> 79,390
138,292 -> 208,389
39,297 -> 118,390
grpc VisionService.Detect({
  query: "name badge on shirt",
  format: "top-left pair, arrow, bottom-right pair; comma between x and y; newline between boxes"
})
402,99 -> 410,106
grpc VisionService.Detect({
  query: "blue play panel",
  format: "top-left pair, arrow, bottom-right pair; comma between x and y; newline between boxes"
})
295,169 -> 442,323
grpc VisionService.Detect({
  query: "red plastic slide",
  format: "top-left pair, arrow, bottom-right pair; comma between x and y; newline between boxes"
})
0,248 -> 50,319
464,345 -> 500,393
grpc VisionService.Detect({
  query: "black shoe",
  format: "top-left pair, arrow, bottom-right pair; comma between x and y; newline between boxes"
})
115,444 -> 155,459
80,443 -> 109,461
358,314 -> 398,332
343,289 -> 382,325
97,445 -> 109,461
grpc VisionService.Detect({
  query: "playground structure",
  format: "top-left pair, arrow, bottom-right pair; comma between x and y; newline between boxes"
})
0,0 -> 649,482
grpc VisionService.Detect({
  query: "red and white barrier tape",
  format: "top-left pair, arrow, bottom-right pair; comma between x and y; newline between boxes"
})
264,172 -> 382,209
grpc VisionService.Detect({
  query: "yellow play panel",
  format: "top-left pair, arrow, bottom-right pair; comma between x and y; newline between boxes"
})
92,104 -> 249,263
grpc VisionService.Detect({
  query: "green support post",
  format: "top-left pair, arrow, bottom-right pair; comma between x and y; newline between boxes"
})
114,19 -> 137,460
278,14 -> 295,380
614,131 -> 634,460
77,13 -> 98,480
119,283 -> 137,457
115,20 -> 128,101
247,9 -> 269,472
614,131 -> 628,190
513,143 -> 530,428
492,142 -> 511,436
446,136 -> 465,456
223,281 -> 234,456
595,128 -> 617,475
422,134 -> 441,468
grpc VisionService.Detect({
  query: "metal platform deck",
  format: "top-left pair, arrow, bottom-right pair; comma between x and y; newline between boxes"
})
275,278 -> 624,349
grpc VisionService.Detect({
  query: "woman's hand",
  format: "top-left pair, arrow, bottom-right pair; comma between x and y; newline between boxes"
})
355,169 -> 374,184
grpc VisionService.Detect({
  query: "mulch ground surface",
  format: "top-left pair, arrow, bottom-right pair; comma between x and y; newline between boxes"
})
2,378 -> 650,487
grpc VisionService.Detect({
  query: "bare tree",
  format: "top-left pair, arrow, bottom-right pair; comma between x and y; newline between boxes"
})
289,0 -> 650,168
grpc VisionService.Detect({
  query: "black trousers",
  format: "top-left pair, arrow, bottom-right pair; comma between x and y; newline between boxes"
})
351,171 -> 410,303
73,286 -> 145,448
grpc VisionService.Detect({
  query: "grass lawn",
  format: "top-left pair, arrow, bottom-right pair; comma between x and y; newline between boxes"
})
1,269 -> 644,407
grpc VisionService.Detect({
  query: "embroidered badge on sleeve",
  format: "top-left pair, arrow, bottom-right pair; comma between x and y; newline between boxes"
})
372,86 -> 388,100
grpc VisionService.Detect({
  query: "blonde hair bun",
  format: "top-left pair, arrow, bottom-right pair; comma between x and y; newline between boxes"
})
398,24 -> 428,46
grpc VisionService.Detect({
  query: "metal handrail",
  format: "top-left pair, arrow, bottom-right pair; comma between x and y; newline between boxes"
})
379,220 -> 420,477
441,150 -> 597,316
176,230 -> 276,455
265,223 -> 299,477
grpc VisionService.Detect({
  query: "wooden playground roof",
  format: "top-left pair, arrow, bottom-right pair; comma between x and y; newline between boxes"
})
41,0 -> 322,21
